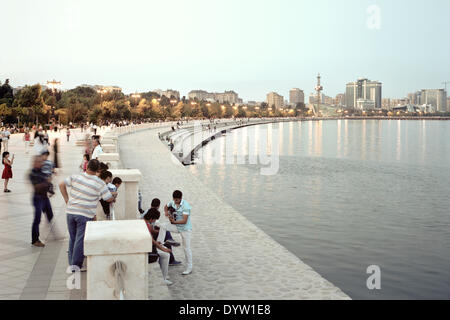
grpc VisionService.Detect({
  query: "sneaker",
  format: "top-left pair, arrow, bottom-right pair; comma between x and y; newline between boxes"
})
80,266 -> 87,272
164,239 -> 180,247
164,279 -> 173,286
32,241 -> 45,247
182,269 -> 192,275
169,260 -> 182,266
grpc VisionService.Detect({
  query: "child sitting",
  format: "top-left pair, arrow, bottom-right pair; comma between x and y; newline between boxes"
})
99,170 -> 115,219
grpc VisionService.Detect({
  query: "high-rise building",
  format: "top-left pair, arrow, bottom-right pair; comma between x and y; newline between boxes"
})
266,92 -> 284,109
345,78 -> 382,109
334,94 -> 345,106
447,97 -> 450,112
289,88 -> 304,105
417,89 -> 447,112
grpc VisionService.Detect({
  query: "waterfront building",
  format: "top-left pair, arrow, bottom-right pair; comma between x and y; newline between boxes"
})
346,78 -> 382,109
188,90 -> 240,104
266,92 -> 284,109
418,89 -> 447,112
154,89 -> 180,99
356,99 -> 376,110
80,84 -> 122,93
334,93 -> 345,106
289,88 -> 305,105
447,97 -> 450,112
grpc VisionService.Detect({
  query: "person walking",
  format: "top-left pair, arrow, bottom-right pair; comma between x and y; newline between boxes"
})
66,128 -> 70,142
24,130 -> 31,154
59,159 -> 114,271
29,156 -> 53,247
53,138 -> 60,169
2,151 -> 14,192
2,127 -> 10,152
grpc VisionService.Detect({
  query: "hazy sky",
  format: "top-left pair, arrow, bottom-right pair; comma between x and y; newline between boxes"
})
1,0 -> 449,101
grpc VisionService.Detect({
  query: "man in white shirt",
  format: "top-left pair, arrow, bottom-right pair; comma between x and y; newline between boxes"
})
91,138 -> 103,160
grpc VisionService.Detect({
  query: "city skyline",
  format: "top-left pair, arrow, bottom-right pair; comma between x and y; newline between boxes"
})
1,0 -> 450,101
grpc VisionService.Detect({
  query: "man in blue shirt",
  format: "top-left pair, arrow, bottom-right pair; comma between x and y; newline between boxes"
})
156,190 -> 193,275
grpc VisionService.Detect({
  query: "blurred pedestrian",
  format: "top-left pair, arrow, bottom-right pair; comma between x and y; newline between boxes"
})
29,156 -> 53,247
2,151 -> 14,192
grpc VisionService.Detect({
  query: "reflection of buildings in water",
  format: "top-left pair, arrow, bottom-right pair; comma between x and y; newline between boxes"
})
278,122 -> 284,155
344,120 -> 349,158
337,120 -> 342,158
376,120 -> 382,162
361,120 -> 367,160
308,121 -> 313,156
314,121 -> 323,157
420,120 -> 426,165
288,121 -> 294,156
396,120 -> 402,161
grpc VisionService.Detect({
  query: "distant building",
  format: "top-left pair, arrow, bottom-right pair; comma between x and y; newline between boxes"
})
309,93 -> 325,105
266,92 -> 284,109
154,89 -> 180,99
334,93 -> 345,106
346,78 -> 382,109
356,99 -> 376,110
447,97 -> 450,112
80,84 -> 122,93
188,90 -> 240,104
418,89 -> 447,112
289,88 -> 305,105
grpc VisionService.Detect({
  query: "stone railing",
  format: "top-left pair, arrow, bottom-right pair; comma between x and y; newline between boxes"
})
84,121 -> 188,300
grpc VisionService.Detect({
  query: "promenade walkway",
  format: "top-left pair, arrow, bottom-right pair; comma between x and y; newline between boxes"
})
0,128 -> 105,300
119,126 -> 351,300
0,121 -> 350,300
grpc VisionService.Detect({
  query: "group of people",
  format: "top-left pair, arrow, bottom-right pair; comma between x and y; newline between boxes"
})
6,124 -> 195,288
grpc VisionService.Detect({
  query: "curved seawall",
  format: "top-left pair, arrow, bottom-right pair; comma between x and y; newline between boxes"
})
118,125 -> 351,300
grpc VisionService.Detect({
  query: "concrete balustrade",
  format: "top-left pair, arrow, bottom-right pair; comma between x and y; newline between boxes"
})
97,153 -> 120,169
109,169 -> 142,220
84,220 -> 153,300
102,144 -> 117,153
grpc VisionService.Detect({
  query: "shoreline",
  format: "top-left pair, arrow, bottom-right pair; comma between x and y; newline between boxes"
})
118,125 -> 351,300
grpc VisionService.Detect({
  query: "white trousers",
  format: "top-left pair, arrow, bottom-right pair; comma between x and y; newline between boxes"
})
157,222 -> 192,270
24,141 -> 30,153
157,249 -> 170,280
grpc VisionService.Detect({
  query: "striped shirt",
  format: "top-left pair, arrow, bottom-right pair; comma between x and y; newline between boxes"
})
64,172 -> 113,218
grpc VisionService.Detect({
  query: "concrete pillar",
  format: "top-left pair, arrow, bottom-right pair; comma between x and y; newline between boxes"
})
97,153 -> 120,169
84,220 -> 153,300
109,169 -> 142,220
102,144 -> 117,153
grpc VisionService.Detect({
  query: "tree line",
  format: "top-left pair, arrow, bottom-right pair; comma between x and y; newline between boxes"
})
0,80 -> 310,127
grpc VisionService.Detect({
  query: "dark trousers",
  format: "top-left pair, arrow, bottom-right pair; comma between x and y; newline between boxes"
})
32,194 -> 54,244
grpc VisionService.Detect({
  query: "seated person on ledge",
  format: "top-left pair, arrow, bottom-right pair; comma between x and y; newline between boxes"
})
143,208 -> 173,286
144,198 -> 181,266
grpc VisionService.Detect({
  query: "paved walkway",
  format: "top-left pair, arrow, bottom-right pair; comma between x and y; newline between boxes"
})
0,128 -> 105,300
0,121 -> 351,300
119,126 -> 351,300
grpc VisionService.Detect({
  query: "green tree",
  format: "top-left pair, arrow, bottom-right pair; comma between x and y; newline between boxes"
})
12,84 -> 45,124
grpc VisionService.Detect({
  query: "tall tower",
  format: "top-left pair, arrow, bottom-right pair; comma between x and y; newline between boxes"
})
314,73 -> 323,116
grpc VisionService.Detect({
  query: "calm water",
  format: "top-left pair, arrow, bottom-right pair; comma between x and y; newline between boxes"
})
188,120 -> 450,300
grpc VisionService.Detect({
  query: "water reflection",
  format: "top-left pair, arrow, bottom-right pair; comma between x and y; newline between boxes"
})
190,120 -> 450,299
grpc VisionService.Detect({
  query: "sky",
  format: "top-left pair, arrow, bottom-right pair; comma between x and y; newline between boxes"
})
1,0 -> 449,101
